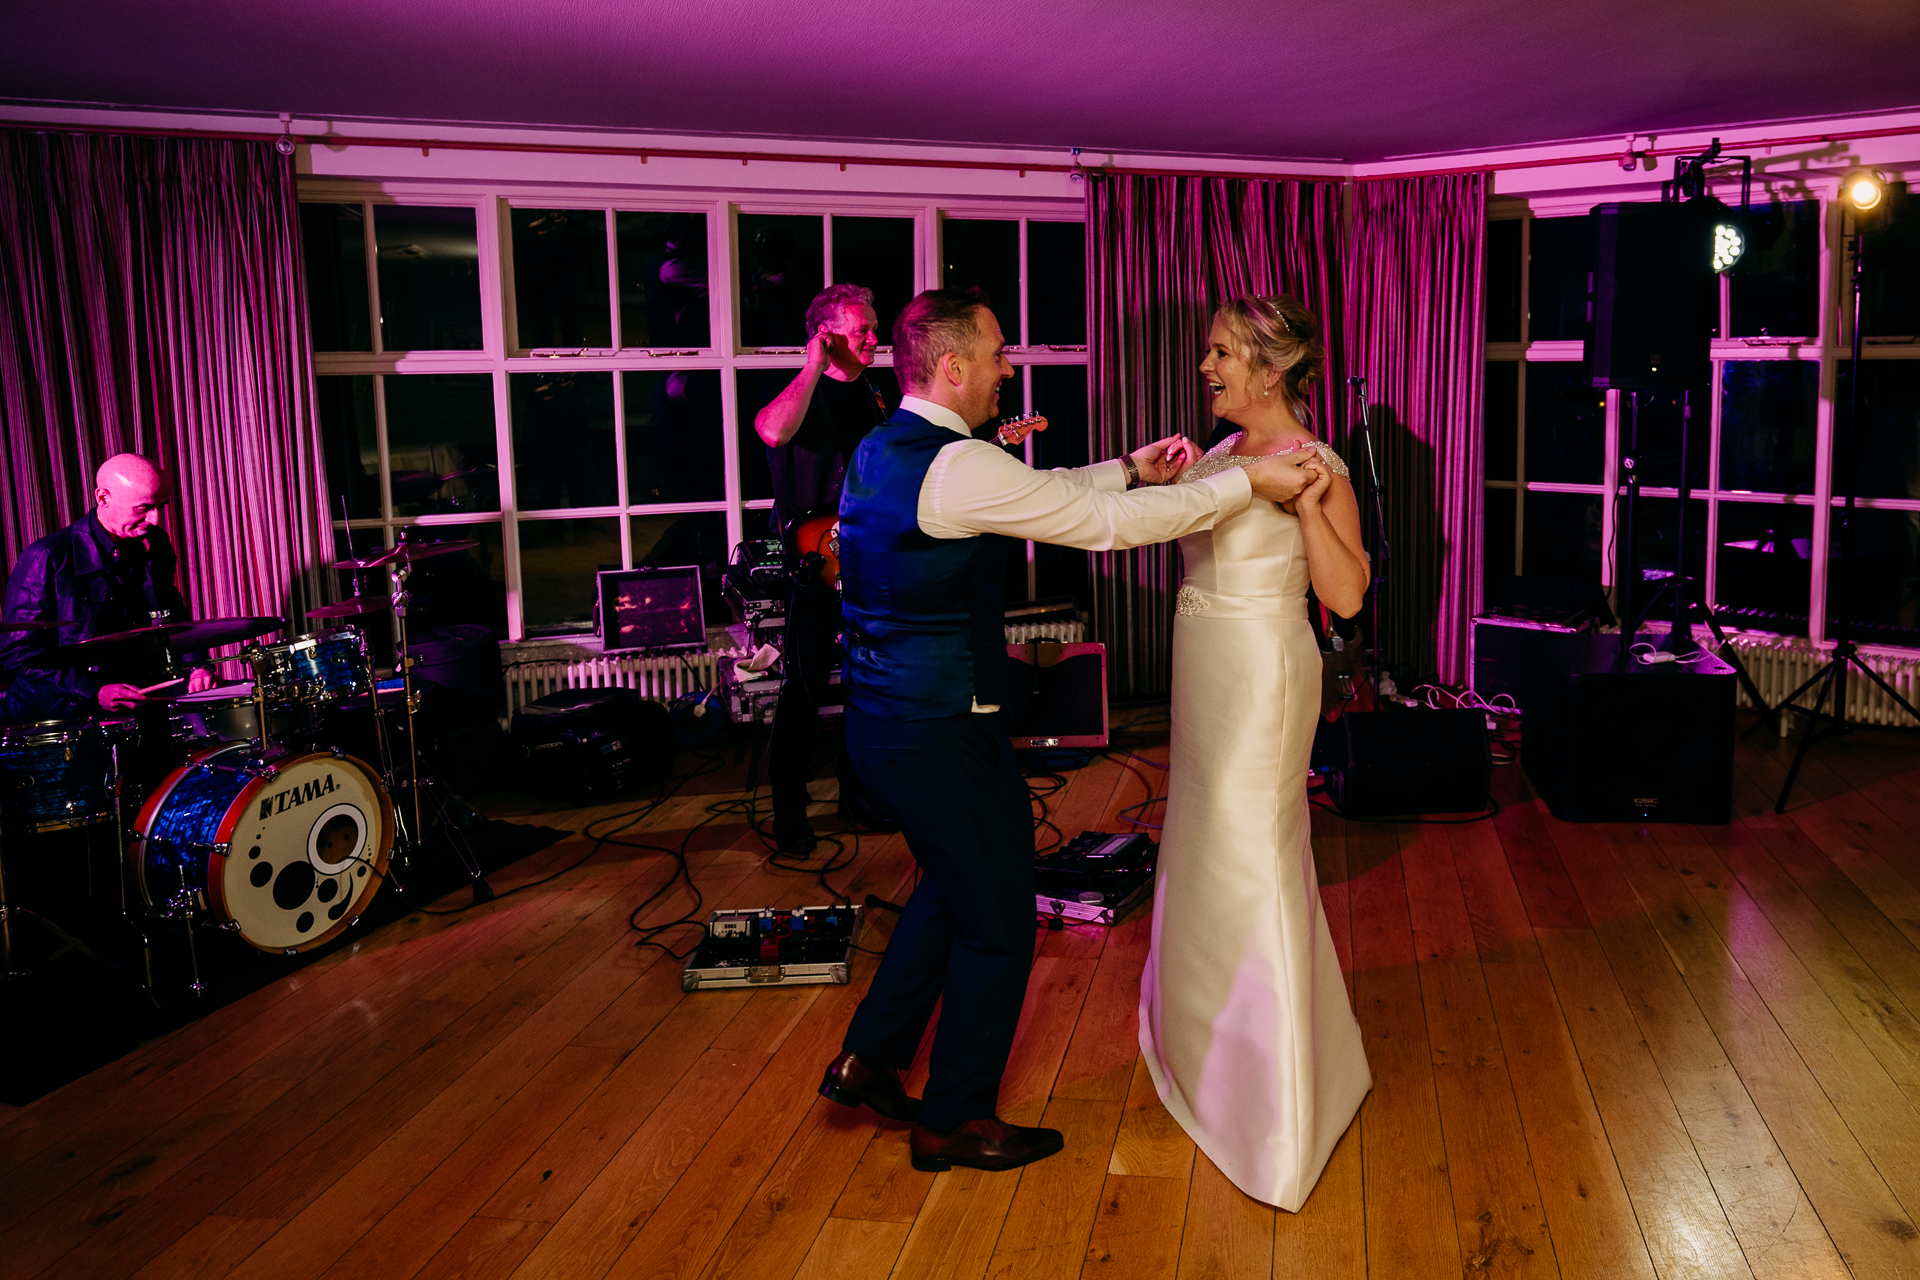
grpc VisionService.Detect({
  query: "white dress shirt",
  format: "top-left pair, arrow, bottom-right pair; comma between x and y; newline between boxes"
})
893,395 -> 1255,712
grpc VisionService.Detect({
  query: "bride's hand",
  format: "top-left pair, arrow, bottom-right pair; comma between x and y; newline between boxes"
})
1294,459 -> 1333,512
1131,434 -> 1199,485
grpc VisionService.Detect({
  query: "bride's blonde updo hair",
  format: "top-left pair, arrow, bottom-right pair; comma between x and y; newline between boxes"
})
1214,294 -> 1326,422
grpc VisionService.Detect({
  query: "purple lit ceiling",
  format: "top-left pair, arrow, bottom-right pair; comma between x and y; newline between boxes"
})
4,0 -> 1917,162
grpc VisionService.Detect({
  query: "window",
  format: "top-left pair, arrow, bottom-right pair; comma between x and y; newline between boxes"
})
306,196 -> 1088,638
1484,196 -> 1920,650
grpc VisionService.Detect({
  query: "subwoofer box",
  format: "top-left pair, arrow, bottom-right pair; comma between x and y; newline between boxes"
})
1521,632 -> 1735,824
1001,642 -> 1108,749
1326,709 -> 1492,817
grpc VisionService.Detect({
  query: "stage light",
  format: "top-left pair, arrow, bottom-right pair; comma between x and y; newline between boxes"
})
1844,169 -> 1886,213
1712,220 -> 1745,273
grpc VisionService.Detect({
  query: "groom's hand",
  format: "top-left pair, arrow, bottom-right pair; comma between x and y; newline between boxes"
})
1243,454 -> 1316,504
1131,434 -> 1199,485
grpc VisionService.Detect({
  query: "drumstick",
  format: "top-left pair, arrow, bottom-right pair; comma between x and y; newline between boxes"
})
138,677 -> 188,695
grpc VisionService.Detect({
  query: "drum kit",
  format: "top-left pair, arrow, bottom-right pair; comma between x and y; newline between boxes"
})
0,534 -> 487,994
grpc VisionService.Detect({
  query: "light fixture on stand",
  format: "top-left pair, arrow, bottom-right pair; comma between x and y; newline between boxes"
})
1769,166 -> 1915,812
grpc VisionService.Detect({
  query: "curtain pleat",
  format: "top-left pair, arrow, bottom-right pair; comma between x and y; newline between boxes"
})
1086,174 -> 1344,698
0,130 -> 332,633
1344,173 -> 1487,684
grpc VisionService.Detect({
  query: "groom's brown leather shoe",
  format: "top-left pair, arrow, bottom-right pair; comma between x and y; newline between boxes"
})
909,1117 -> 1065,1172
818,1050 -> 920,1121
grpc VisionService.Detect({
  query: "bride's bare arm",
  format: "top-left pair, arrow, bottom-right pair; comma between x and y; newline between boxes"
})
1294,462 -> 1369,618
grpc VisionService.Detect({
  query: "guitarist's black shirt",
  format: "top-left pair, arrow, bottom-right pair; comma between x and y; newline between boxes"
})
767,372 -> 888,526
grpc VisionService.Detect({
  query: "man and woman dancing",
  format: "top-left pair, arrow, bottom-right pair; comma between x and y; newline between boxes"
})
818,286 -> 1370,1209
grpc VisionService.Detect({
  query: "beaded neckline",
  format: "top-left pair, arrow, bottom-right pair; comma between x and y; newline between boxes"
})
1179,433 -> 1349,483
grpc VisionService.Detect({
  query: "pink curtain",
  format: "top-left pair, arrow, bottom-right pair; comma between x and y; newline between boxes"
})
1086,174 -> 1344,697
0,130 -> 332,631
1344,173 -> 1487,684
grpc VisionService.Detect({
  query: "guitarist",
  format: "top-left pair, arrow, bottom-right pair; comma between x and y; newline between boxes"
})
752,284 -> 890,854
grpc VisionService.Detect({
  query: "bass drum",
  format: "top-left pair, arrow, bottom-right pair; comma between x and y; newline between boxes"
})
131,745 -> 394,953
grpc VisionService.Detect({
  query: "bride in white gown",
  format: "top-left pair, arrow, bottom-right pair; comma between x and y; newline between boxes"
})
1138,294 -> 1374,1211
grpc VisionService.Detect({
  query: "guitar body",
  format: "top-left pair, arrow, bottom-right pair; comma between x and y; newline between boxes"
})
789,511 -> 842,591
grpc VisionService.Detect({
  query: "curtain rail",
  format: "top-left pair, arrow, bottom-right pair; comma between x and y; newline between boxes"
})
4,116 -> 1919,183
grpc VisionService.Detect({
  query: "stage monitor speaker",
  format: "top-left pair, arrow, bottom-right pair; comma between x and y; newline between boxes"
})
1326,709 -> 1492,817
1001,642 -> 1108,749
1521,632 -> 1735,823
1587,202 -> 1716,392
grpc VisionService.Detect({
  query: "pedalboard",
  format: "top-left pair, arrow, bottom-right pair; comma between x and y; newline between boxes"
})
682,904 -> 863,991
1035,830 -> 1158,925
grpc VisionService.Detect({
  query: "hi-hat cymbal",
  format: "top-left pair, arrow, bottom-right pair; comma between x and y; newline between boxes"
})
28,617 -> 282,669
307,595 -> 393,620
0,618 -> 70,631
335,539 -> 478,571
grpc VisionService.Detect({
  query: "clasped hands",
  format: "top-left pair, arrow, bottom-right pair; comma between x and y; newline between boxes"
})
1128,435 -> 1332,509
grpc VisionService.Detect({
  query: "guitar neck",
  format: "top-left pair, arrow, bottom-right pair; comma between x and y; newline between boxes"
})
994,413 -> 1042,446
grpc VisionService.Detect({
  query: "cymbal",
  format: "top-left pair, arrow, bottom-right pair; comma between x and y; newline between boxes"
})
307,595 -> 393,620
335,539 -> 478,571
0,618 -> 70,631
28,617 -> 282,669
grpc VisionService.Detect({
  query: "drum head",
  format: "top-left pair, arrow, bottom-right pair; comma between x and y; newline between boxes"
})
213,752 -> 394,952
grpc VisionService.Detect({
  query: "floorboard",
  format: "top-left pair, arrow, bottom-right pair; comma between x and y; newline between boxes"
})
6,712 -> 1920,1279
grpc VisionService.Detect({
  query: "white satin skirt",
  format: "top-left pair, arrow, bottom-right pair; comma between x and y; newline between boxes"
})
1138,601 -> 1372,1211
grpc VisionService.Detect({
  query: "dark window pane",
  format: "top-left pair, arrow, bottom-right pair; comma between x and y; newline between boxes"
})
616,212 -> 710,349
384,373 -> 498,516
508,372 -> 616,510
374,206 -> 482,351
1031,364 -> 1089,472
1485,361 -> 1518,482
1835,361 -> 1920,501
1861,184 -> 1918,338
833,216 -> 914,343
519,517 -> 622,632
1029,220 -> 1087,347
1714,501 -> 1811,636
1520,490 -> 1604,582
1623,388 -> 1708,491
739,214 -> 824,348
511,208 -> 611,349
1486,219 -> 1522,343
1827,505 -> 1920,646
1524,362 -> 1606,484
301,203 -> 370,352
402,523 -> 506,637
1527,216 -> 1592,342
944,219 -> 1019,336
623,370 -> 724,504
1626,496 -> 1708,583
1722,361 -> 1818,494
733,370 -> 785,502
1483,487 -> 1516,587
316,375 -> 378,519
1729,199 -> 1819,339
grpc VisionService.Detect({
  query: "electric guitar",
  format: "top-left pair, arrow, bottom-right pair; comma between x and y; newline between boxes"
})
788,415 -> 1050,591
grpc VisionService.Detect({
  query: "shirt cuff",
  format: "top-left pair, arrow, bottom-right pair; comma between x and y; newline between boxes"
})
1089,458 -> 1130,492
1199,465 -> 1254,514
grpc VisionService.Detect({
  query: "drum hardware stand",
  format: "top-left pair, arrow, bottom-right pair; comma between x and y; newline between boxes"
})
0,789 -> 118,986
386,533 -> 492,904
108,739 -> 160,993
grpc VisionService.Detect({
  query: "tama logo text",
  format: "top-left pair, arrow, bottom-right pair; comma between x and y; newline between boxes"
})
259,774 -> 338,819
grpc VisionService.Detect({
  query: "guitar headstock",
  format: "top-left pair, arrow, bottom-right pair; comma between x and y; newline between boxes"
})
993,413 -> 1048,447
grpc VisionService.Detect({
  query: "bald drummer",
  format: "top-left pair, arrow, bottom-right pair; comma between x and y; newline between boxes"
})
0,453 -> 216,723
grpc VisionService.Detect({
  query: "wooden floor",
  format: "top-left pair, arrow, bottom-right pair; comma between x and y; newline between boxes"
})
5,708 -> 1920,1279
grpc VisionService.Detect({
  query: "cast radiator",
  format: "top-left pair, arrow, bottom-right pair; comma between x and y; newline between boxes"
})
504,651 -> 720,719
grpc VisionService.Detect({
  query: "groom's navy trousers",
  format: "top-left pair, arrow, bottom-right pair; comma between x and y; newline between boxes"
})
840,706 -> 1034,1133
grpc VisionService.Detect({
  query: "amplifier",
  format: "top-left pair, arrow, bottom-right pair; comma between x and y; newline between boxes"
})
1003,642 -> 1108,749
1471,615 -> 1580,708
1326,709 -> 1492,817
510,687 -> 674,799
681,905 -> 862,991
1035,830 -> 1156,925
1522,631 -> 1735,823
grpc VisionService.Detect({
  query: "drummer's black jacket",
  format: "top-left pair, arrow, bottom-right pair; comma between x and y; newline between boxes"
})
0,509 -> 192,715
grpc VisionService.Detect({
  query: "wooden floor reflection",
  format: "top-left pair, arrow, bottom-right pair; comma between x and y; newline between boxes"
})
3,708 -> 1920,1279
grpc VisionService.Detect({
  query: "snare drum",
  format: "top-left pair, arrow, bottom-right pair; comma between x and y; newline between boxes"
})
170,683 -> 318,748
132,747 -> 393,952
249,629 -> 367,705
0,718 -> 137,831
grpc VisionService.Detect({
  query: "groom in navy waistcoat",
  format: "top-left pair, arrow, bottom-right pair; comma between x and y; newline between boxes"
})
815,287 -> 1308,1172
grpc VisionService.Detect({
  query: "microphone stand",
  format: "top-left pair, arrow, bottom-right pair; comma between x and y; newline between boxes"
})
1348,376 -> 1390,692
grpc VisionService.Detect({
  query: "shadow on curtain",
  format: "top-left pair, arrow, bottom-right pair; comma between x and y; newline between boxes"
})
1086,174 -> 1344,699
0,130 -> 332,635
